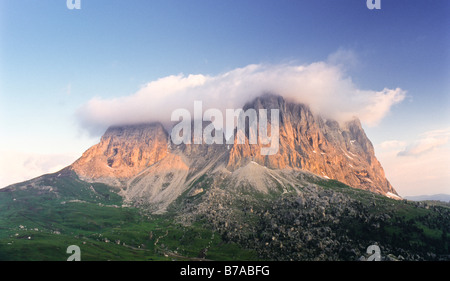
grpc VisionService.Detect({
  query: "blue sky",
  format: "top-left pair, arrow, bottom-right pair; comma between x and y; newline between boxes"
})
0,0 -> 449,196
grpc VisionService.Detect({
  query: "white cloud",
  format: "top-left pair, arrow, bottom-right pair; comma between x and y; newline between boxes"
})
421,128 -> 450,139
77,61 -> 406,136
398,128 -> 450,156
376,146 -> 450,197
375,129 -> 450,196
0,151 -> 77,188
379,140 -> 407,149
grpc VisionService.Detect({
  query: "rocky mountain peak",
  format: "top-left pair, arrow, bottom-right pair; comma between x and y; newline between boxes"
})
71,122 -> 169,186
70,94 -> 398,211
228,94 -> 397,196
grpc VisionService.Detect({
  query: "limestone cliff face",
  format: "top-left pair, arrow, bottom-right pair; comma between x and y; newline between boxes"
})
70,94 -> 398,211
227,95 -> 397,195
71,123 -> 169,186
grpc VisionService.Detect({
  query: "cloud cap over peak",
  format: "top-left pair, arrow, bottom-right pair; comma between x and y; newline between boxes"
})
76,62 -> 406,136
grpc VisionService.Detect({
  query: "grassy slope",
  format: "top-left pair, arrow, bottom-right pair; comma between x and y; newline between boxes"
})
0,170 -> 448,260
0,171 -> 255,261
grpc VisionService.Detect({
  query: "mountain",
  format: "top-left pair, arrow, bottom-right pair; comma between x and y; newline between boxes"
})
71,123 -> 169,187
405,194 -> 450,203
229,95 -> 397,196
0,94 -> 448,261
70,94 -> 398,213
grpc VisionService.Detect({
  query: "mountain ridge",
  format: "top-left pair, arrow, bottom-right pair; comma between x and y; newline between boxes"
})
1,95 -> 449,261
69,94 -> 398,213
404,194 -> 450,203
